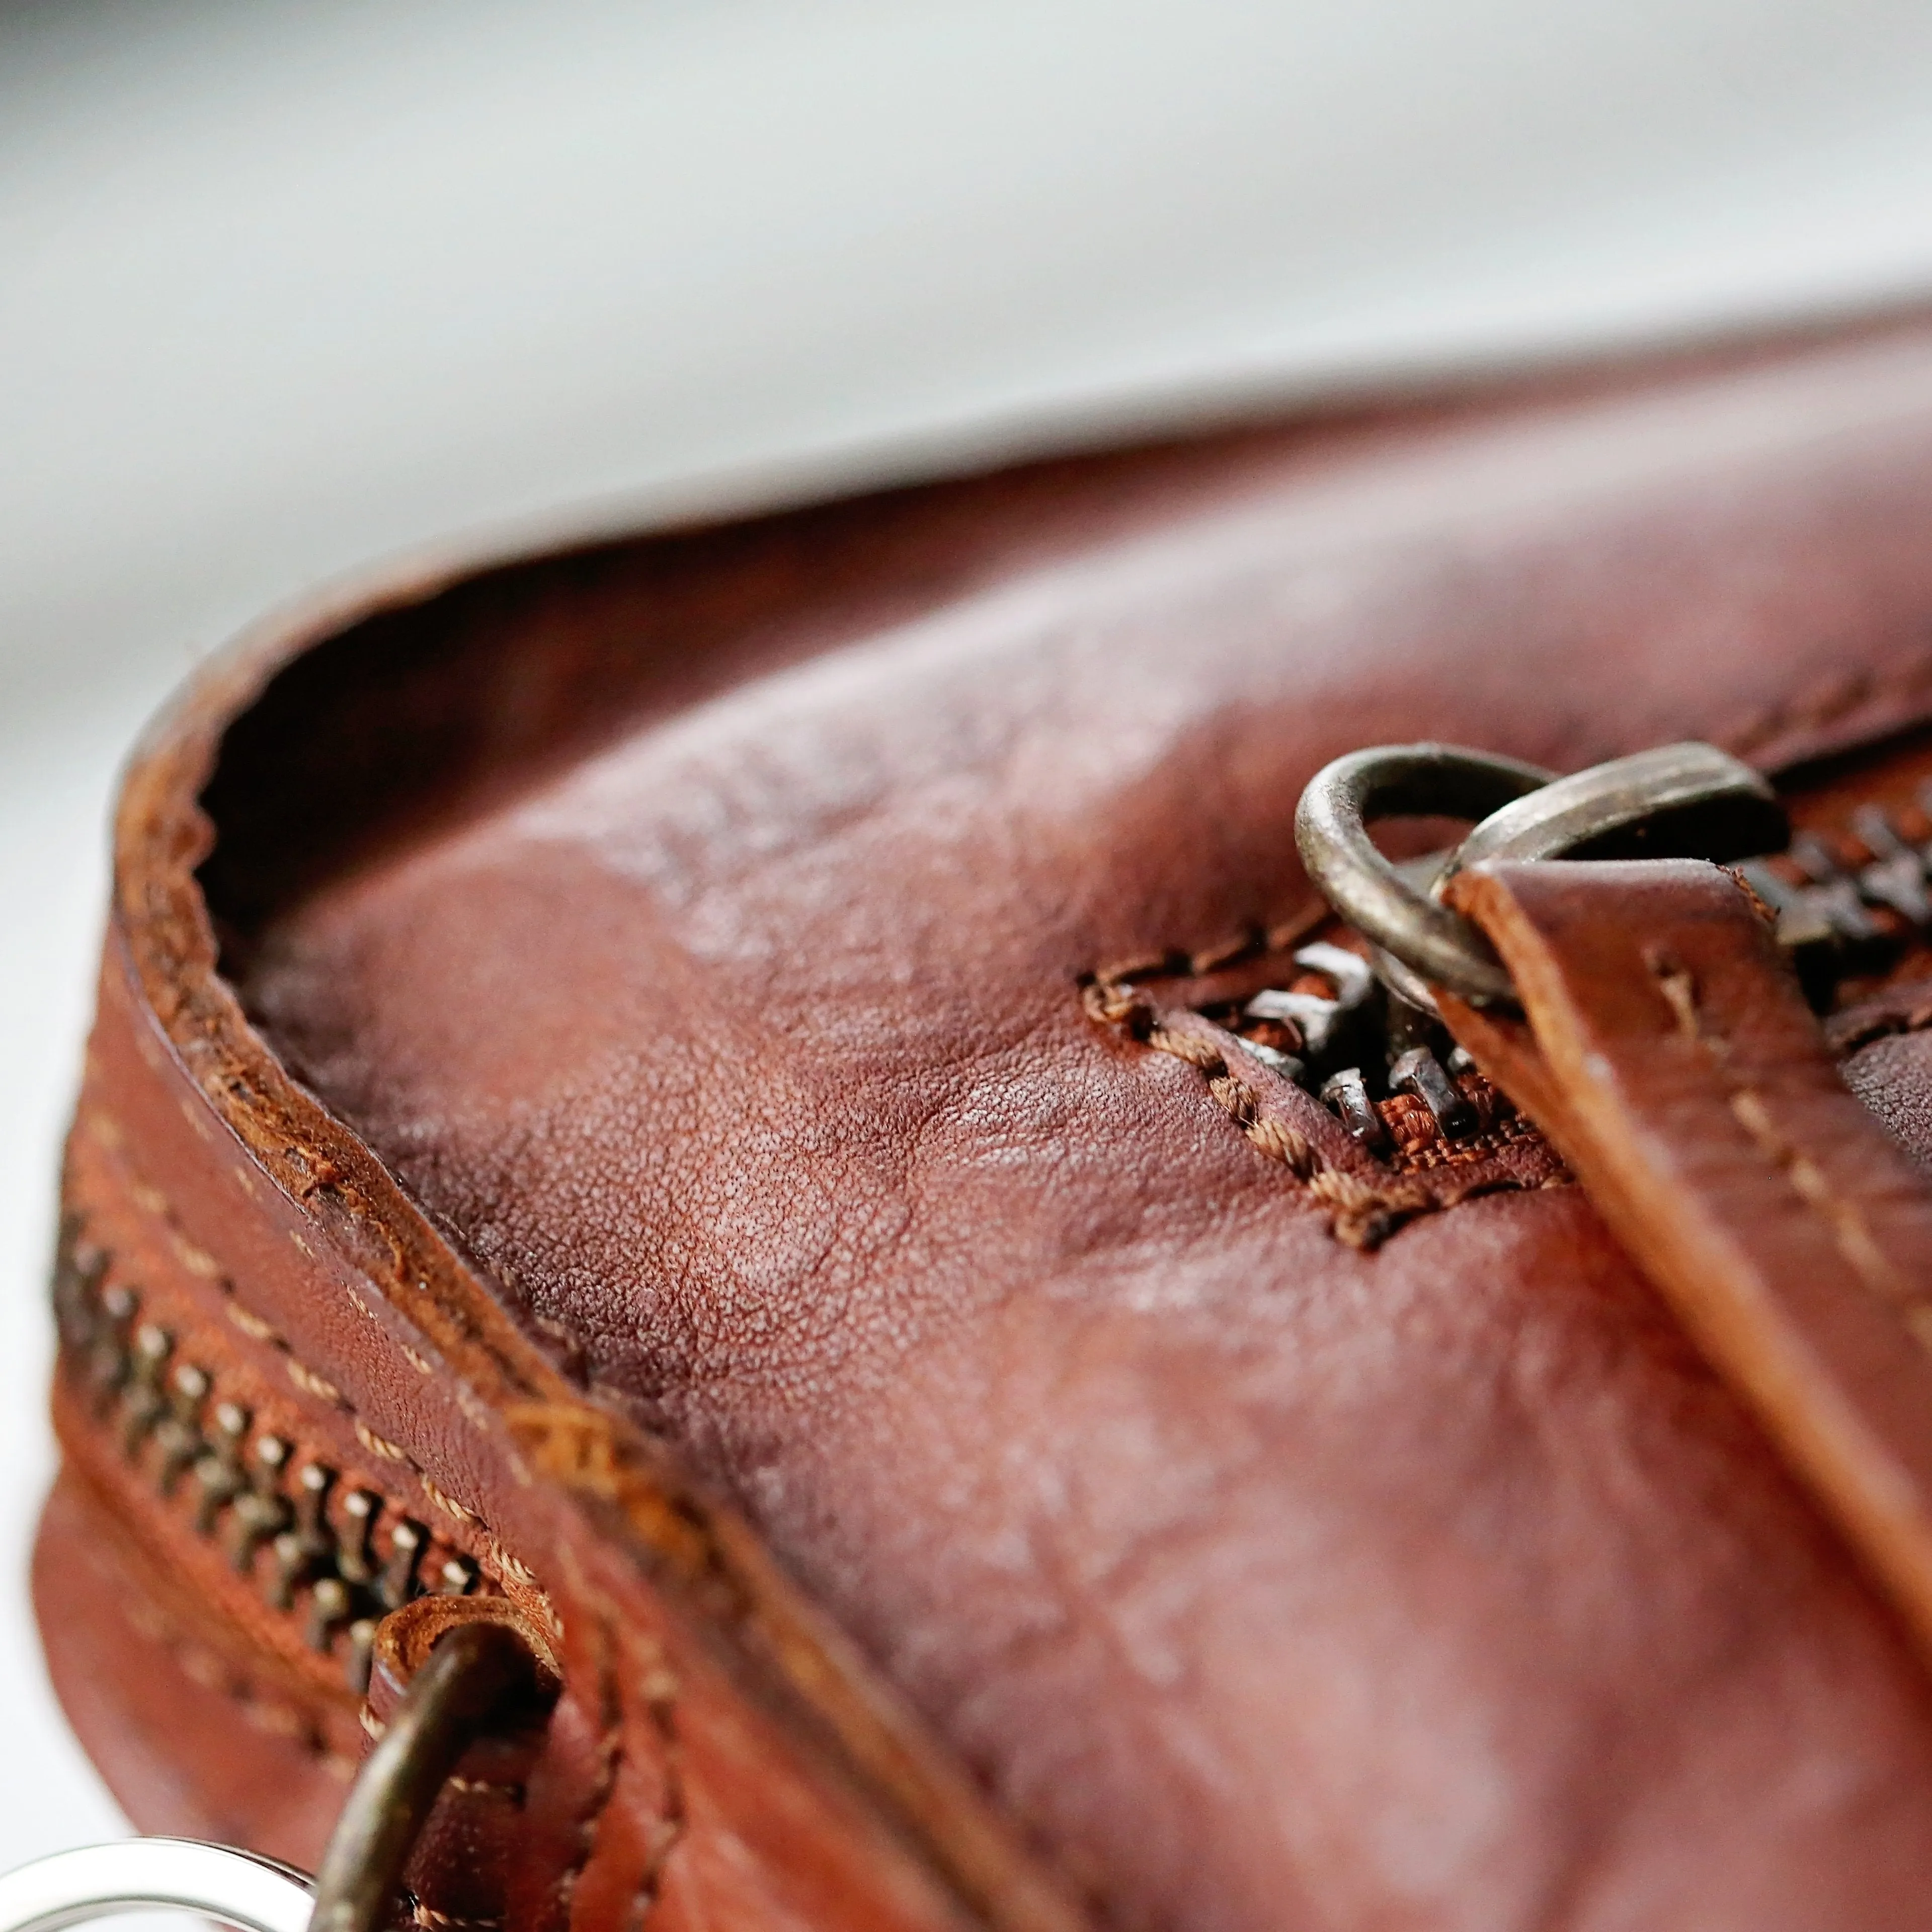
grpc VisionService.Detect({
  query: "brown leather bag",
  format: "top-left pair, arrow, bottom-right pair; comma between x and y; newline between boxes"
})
42,316 -> 1932,1932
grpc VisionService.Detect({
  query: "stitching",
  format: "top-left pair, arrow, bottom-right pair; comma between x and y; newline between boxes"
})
554,1600 -> 626,1924
1648,951 -> 1932,1350
445,1774 -> 527,1801
118,1575 -> 358,1778
105,1136 -> 502,1545
409,1906 -> 505,1931
1827,995 -> 1932,1055
1092,904 -> 1330,995
627,1644 -> 686,1927
90,1143 -> 562,1640
1720,649 -> 1932,763
1083,980 -> 1445,1249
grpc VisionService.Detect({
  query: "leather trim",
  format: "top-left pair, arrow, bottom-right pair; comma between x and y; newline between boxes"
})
1443,858 -> 1932,1660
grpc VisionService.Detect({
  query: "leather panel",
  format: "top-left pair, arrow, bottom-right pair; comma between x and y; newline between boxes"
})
47,317 -> 1932,1929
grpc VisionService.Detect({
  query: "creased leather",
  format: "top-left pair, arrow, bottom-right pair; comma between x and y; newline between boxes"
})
46,318 -> 1932,1931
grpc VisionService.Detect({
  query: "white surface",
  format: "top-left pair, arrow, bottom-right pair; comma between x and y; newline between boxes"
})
8,0 -> 1932,1875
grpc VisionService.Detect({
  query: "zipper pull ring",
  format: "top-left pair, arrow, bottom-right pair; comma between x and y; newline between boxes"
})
0,1606 -> 556,1932
1294,739 -> 1787,1011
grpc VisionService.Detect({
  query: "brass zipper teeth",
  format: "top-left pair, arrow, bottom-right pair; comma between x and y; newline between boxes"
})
51,1217 -> 487,1695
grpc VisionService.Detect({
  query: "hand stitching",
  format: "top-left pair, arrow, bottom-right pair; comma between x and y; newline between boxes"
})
1083,980 -> 1457,1249
1647,951 -> 1932,1347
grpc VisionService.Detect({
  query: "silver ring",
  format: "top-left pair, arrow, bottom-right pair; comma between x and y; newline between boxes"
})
0,1840 -> 313,1932
1294,744 -> 1554,1007
1296,740 -> 1786,1008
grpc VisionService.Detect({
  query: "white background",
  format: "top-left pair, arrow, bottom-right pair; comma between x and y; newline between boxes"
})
8,0 -> 1932,1872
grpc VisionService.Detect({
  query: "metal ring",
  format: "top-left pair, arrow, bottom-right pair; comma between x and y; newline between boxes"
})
1294,743 -> 1555,1007
0,1840 -> 313,1932
311,1620 -> 541,1932
1296,739 -> 1787,1009
1442,741 -> 1786,884
0,1621 -> 550,1932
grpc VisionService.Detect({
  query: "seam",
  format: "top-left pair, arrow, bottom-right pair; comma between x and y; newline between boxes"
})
554,1601 -> 626,1925
1720,646 -> 1932,764
1827,997 -> 1932,1056
1083,980 -> 1454,1249
117,1570 -> 358,1779
445,1774 -> 527,1802
104,1126 -> 512,1554
1092,905 -> 1330,996
627,1640 -> 686,1928
1648,952 -> 1932,1348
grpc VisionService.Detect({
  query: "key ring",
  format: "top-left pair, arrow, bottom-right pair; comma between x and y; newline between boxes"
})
0,1841 -> 312,1932
0,1618 -> 550,1932
1295,739 -> 1789,1009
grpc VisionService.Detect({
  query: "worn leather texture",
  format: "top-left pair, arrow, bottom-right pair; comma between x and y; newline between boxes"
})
43,318 -> 1932,1931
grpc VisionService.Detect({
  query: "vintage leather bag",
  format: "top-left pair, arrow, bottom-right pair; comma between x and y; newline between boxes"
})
41,316 -> 1932,1931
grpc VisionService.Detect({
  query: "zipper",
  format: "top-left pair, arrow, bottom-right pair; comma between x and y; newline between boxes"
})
50,1214 -> 490,1699
1093,761 -> 1932,1172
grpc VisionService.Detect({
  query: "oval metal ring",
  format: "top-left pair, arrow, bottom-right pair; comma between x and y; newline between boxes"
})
1296,740 -> 1787,1008
0,1839 -> 313,1932
1294,743 -> 1555,1008
1443,741 -> 1787,884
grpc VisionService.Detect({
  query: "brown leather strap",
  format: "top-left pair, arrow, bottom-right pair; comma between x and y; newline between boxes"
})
1439,857 -> 1932,1655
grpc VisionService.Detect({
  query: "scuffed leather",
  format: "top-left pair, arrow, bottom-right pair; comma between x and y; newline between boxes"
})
197,322 -> 1932,1928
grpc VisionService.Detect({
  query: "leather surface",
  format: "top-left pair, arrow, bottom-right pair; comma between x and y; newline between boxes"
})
34,1468 -> 354,1867
59,729 -> 1080,1927
196,322 -> 1932,1929
1442,858 -> 1932,1663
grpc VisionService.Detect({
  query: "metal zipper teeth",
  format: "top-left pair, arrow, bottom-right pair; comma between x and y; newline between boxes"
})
51,1217 -> 486,1697
1224,791 -> 1932,1161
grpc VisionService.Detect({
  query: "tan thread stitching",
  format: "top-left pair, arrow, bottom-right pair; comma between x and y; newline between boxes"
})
445,1774 -> 527,1801
1719,657 -> 1932,764
1827,996 -> 1932,1056
1649,952 -> 1932,1349
102,1141 -> 518,1578
121,1582 -> 357,1777
1083,980 -> 1441,1249
287,1359 -> 345,1405
553,1600 -> 626,1925
627,1640 -> 686,1929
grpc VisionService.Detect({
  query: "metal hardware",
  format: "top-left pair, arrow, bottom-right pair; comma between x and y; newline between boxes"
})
337,1490 -> 379,1584
0,1840 -> 312,1932
310,1621 -> 544,1932
1125,740 -> 1932,1160
1318,1067 -> 1389,1153
50,1233 -> 495,1675
1294,744 -> 1554,1007
1297,741 -> 1785,1008
1292,942 -> 1375,1006
1389,1047 -> 1477,1138
1849,805 -> 1932,924
1244,987 -> 1344,1055
379,1520 -> 426,1611
0,1621 -> 549,1932
344,1617 -> 379,1695
1443,741 -> 1785,879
